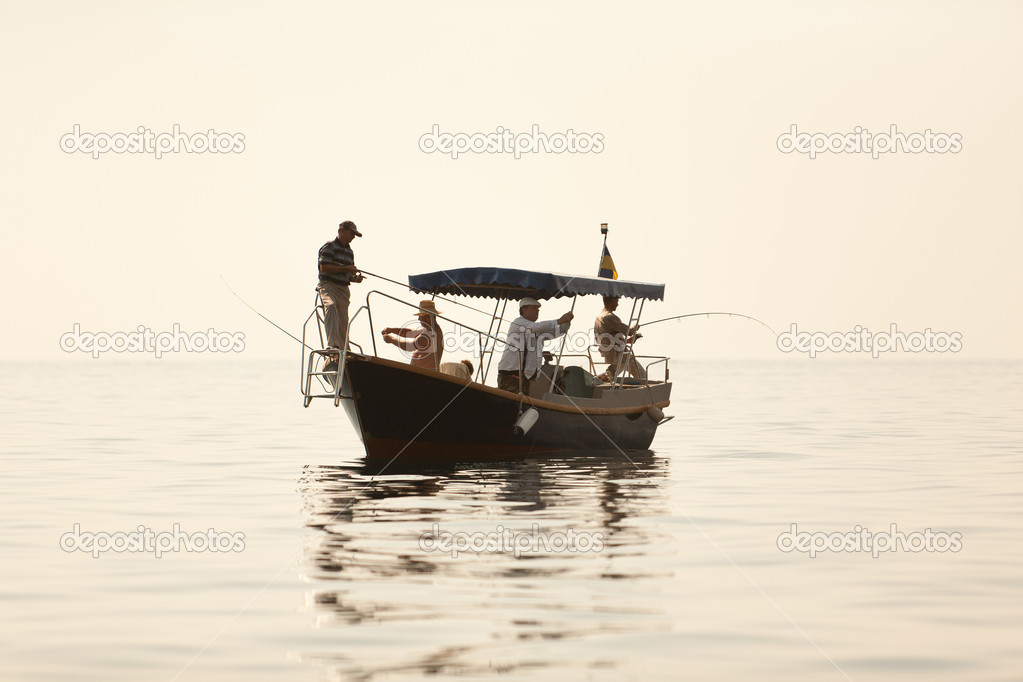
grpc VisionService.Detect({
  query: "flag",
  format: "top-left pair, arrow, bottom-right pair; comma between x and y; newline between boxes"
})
598,244 -> 618,280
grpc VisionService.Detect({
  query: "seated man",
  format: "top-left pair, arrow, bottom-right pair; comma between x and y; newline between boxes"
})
497,297 -> 573,395
439,359 -> 474,380
381,299 -> 444,370
594,295 -> 647,380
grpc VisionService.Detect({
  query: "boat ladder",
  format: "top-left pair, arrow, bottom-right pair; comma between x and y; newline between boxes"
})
300,295 -> 362,407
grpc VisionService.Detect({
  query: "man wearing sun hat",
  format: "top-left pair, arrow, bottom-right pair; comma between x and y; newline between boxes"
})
497,296 -> 574,394
382,299 -> 444,370
317,220 -> 364,358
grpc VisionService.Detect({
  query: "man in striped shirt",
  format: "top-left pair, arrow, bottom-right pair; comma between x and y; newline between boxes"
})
317,220 -> 364,355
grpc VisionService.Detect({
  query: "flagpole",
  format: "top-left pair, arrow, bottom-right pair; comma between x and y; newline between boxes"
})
599,222 -> 608,277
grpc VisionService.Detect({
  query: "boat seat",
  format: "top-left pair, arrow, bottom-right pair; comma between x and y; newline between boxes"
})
562,365 -> 597,399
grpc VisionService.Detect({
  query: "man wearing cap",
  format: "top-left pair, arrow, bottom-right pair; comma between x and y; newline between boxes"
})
317,220 -> 364,358
594,295 -> 646,380
382,299 -> 444,370
497,297 -> 574,395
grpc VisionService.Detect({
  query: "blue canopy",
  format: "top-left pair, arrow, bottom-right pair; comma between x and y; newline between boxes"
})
408,267 -> 665,301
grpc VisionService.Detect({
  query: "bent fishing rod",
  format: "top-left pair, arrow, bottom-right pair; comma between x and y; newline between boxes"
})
640,311 -> 777,335
224,270 -> 777,348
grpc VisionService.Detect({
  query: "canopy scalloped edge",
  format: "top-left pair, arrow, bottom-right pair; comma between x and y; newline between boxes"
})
408,267 -> 665,301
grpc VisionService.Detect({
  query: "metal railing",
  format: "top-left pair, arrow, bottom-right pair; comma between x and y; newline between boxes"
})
586,345 -> 670,387
301,289 -> 672,406
301,294 -> 367,407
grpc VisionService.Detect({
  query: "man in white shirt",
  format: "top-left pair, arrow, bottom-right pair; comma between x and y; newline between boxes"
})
497,297 -> 574,395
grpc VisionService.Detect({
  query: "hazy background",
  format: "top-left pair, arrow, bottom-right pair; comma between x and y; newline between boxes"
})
2,0 -> 1020,362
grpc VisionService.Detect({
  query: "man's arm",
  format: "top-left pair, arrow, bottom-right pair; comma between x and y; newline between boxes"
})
319,263 -> 359,275
381,327 -> 416,338
520,312 -> 573,336
384,335 -> 417,350
319,262 -> 364,284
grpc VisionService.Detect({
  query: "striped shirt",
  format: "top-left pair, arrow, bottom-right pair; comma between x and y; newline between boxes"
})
318,238 -> 355,286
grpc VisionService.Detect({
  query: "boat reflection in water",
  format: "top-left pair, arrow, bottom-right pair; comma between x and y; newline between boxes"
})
297,452 -> 673,679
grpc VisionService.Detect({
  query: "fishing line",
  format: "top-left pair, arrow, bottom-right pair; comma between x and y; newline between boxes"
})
641,311 -> 777,335
219,275 -> 314,349
358,269 -> 499,317
222,271 -> 776,352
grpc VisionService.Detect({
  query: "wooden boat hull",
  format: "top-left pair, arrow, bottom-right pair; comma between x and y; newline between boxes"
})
339,354 -> 671,460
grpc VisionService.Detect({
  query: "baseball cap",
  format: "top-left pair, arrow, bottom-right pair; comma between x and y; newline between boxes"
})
339,220 -> 362,237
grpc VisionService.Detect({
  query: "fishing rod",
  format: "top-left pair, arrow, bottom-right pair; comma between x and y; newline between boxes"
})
357,269 -> 498,318
219,275 -> 315,350
641,311 -> 777,335
220,271 -> 496,350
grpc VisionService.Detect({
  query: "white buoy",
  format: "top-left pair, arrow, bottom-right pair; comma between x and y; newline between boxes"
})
512,408 -> 539,437
646,405 -> 664,422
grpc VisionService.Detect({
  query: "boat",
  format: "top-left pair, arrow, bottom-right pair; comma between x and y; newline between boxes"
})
301,267 -> 673,460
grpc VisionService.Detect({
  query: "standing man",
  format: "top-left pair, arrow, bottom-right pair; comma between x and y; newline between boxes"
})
497,297 -> 574,395
317,220 -> 364,360
594,295 -> 646,380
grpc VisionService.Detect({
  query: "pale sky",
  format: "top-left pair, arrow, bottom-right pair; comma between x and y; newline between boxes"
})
2,1 -> 1020,362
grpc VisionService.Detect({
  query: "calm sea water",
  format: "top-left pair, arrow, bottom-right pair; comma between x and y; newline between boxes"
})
1,360 -> 1020,681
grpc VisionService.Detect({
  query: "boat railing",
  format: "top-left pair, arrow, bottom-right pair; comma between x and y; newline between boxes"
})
363,289 -> 516,383
301,294 -> 365,407
585,345 -> 670,386
640,355 -> 670,383
302,289 -> 671,406
303,289 -> 512,405
560,352 -> 599,376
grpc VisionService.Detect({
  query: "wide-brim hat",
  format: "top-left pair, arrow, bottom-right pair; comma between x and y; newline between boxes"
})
417,299 -> 442,315
518,296 -> 541,308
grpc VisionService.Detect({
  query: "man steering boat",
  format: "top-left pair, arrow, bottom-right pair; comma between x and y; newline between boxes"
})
496,296 -> 574,395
